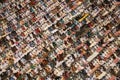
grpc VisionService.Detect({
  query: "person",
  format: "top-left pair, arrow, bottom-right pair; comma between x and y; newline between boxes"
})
114,0 -> 120,5
0,0 -> 4,3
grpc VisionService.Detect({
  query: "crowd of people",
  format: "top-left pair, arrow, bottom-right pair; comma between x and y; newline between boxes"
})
0,0 -> 120,80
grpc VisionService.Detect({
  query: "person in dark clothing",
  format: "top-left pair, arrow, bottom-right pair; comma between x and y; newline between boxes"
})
0,0 -> 6,3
